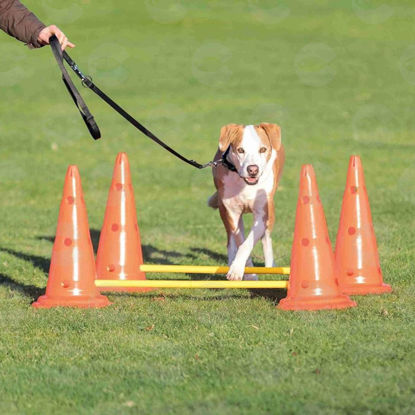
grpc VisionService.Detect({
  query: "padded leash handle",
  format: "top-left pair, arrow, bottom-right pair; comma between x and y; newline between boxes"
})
50,35 -> 101,140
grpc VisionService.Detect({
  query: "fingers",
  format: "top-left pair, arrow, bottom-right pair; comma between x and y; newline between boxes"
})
57,33 -> 75,50
60,37 -> 68,51
53,28 -> 67,50
42,25 -> 75,50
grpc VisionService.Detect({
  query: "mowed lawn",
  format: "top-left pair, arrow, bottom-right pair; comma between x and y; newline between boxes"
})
0,0 -> 414,413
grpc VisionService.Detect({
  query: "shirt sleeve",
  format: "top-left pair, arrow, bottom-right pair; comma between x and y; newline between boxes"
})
0,0 -> 46,48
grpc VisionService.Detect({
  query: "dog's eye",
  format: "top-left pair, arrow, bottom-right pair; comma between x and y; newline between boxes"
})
237,148 -> 245,154
259,147 -> 267,153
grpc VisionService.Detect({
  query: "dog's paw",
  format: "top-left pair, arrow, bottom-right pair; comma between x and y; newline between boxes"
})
227,261 -> 245,281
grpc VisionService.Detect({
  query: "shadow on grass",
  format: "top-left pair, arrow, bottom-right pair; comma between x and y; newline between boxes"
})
185,247 -> 226,281
0,247 -> 46,299
189,246 -> 286,303
0,272 -> 44,299
143,245 -> 197,265
105,289 -> 284,303
0,247 -> 49,274
38,229 -> 198,265
37,230 -> 228,281
189,247 -> 227,264
1,234 -> 285,304
249,288 -> 287,304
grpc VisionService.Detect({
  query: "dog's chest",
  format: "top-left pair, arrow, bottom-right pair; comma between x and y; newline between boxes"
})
222,166 -> 275,213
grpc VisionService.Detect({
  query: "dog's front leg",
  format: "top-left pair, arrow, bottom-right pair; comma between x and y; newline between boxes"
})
227,216 -> 245,266
262,230 -> 275,267
227,213 -> 266,281
219,205 -> 244,268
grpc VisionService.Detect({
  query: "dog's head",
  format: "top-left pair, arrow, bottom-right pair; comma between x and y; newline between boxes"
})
218,123 -> 281,185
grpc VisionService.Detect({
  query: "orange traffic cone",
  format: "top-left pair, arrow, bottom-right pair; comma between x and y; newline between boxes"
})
96,153 -> 152,292
335,156 -> 391,295
278,165 -> 356,311
33,166 -> 111,308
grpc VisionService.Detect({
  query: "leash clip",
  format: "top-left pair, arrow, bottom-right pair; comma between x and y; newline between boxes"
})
210,160 -> 221,168
198,159 -> 223,169
81,75 -> 93,88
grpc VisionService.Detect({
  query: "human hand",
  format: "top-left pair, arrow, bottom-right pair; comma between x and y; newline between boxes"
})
37,25 -> 75,50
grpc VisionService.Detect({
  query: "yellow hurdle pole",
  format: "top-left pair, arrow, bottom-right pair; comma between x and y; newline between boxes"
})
139,265 -> 290,275
95,280 -> 288,289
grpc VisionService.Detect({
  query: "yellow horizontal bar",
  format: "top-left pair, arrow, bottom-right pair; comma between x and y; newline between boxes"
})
139,265 -> 290,275
95,280 -> 288,289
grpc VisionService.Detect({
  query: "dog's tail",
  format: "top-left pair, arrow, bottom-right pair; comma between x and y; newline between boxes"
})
207,192 -> 219,209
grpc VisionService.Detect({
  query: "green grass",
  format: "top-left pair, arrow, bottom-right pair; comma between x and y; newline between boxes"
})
1,0 -> 415,413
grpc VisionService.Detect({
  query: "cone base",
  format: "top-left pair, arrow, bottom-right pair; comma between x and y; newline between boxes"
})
341,283 -> 392,296
32,294 -> 112,309
277,294 -> 356,311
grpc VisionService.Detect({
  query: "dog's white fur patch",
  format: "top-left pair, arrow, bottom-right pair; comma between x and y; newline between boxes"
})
228,125 -> 270,179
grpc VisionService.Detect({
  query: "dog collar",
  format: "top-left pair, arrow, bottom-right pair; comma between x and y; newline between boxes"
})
221,147 -> 237,172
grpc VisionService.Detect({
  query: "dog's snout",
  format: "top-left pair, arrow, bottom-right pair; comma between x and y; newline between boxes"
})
247,165 -> 259,176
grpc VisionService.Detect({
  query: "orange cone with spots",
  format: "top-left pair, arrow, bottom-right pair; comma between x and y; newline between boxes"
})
96,153 -> 152,292
33,166 -> 111,308
278,165 -> 356,311
335,156 -> 391,295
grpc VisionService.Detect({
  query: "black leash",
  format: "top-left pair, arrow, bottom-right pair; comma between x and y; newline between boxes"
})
49,36 -> 232,170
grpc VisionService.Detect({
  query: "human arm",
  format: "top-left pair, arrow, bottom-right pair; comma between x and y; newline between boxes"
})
0,0 -> 74,49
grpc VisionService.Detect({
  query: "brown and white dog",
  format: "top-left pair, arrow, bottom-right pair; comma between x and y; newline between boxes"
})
208,123 -> 285,280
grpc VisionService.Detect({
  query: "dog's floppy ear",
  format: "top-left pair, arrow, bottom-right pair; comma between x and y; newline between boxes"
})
218,124 -> 243,152
259,123 -> 281,151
